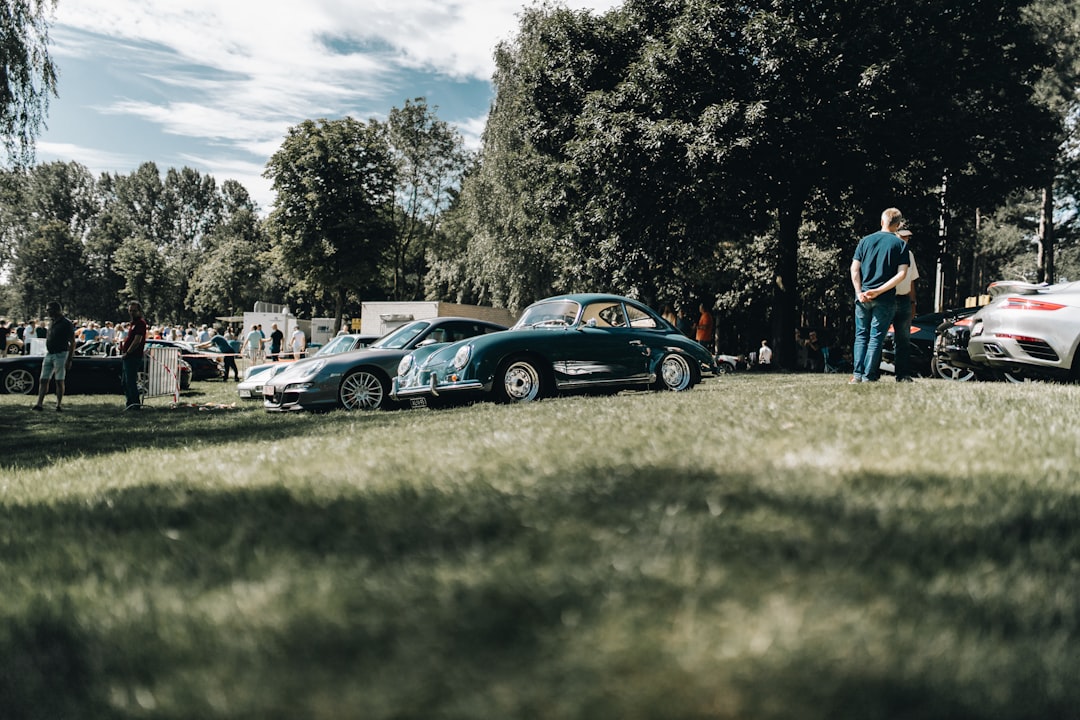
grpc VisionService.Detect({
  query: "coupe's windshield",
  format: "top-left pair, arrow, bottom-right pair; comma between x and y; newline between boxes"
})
513,300 -> 581,329
371,321 -> 431,350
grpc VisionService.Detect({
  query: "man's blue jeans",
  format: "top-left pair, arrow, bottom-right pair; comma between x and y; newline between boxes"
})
892,296 -> 913,380
853,296 -> 896,381
122,354 -> 142,407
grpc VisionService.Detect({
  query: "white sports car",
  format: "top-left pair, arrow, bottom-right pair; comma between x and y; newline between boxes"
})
237,333 -> 378,398
966,280 -> 1080,381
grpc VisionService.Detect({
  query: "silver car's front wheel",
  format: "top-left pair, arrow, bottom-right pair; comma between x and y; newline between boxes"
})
497,359 -> 543,403
655,353 -> 693,391
340,369 -> 387,410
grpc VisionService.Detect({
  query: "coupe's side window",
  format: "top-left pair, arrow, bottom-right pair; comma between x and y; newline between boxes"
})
625,305 -> 659,328
588,302 -> 627,328
441,321 -> 493,343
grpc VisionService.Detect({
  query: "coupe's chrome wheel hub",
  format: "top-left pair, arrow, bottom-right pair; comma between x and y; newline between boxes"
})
503,362 -> 540,401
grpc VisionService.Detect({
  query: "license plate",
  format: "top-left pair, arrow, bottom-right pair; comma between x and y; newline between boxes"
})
409,397 -> 428,409
239,389 -> 251,398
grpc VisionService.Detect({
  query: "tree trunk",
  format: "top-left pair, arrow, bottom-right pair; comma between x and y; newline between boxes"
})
1037,183 -> 1054,285
773,197 -> 802,369
333,288 -> 346,334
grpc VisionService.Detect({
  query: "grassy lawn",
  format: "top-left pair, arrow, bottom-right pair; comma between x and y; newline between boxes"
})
3,373 -> 1080,719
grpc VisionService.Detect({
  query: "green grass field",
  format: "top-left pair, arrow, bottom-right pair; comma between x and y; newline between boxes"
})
3,373 -> 1080,719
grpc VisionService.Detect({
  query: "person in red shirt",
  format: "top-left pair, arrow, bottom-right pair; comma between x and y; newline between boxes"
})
120,301 -> 148,410
694,303 -> 715,352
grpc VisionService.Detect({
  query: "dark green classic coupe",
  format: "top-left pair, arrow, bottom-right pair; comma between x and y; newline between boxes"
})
392,293 -> 717,406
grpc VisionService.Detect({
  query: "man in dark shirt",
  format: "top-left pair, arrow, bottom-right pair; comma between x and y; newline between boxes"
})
849,208 -> 909,383
33,301 -> 76,411
120,301 -> 148,410
268,323 -> 284,362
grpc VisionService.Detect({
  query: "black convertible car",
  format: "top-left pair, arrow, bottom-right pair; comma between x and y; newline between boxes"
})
0,341 -> 191,395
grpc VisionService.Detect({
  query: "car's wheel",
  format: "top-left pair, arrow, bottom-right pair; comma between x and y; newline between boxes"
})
2,368 -> 36,394
999,369 -> 1031,383
339,368 -> 388,410
717,361 -> 736,375
930,357 -> 975,382
494,357 -> 545,403
654,352 -> 695,391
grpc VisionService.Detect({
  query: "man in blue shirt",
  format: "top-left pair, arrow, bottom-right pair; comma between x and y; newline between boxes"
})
196,329 -> 240,381
849,208 -> 909,383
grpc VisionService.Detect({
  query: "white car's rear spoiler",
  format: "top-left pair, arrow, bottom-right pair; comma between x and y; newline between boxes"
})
986,281 -> 1048,298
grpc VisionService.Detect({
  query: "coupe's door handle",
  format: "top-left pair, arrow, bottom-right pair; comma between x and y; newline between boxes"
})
629,340 -> 644,346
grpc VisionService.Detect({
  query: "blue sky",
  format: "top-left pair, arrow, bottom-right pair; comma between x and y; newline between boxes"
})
37,0 -> 620,212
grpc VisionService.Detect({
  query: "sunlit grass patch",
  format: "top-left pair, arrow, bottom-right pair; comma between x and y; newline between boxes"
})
3,374 -> 1080,717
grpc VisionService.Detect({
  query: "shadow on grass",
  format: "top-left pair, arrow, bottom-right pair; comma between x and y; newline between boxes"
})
4,465 -> 1080,718
0,396 -> 378,471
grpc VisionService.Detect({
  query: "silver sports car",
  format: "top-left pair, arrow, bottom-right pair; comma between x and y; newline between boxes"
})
263,317 -> 507,411
237,333 -> 379,399
966,280 -> 1080,381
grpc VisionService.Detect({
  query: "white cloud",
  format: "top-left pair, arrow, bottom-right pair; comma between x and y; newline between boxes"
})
45,0 -> 622,209
35,141 -> 142,173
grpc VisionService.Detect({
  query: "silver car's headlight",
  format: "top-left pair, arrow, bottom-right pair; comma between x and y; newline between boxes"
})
453,344 -> 472,370
398,354 -> 414,376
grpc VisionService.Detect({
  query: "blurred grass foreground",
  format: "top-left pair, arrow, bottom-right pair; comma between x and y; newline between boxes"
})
3,373 -> 1080,719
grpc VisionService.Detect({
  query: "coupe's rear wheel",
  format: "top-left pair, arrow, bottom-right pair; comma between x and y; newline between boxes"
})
340,369 -> 387,410
654,353 -> 694,391
931,357 -> 975,382
495,358 -> 544,403
3,368 -> 36,394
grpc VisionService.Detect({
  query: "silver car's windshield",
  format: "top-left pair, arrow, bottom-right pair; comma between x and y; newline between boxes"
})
371,321 -> 431,350
314,335 -> 353,356
513,300 -> 581,329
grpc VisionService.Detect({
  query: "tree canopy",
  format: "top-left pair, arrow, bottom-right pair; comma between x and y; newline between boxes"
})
452,0 -> 1066,363
264,117 -> 397,327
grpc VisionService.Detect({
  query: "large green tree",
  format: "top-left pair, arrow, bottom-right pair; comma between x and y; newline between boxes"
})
10,219 -> 83,317
264,117 -> 396,328
0,0 -> 57,166
187,189 -> 275,321
466,0 -> 1062,363
385,98 -> 470,300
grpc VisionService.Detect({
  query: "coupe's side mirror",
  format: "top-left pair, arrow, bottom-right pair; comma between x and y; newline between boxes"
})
586,318 -> 597,328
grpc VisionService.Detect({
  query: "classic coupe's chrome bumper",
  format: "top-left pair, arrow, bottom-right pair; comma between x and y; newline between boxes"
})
391,374 -> 484,399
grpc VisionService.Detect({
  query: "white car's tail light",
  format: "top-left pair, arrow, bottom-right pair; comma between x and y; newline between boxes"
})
1002,297 -> 1065,311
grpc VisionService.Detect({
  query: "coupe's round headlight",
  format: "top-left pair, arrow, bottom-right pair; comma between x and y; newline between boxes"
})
398,354 -> 414,376
453,344 -> 472,370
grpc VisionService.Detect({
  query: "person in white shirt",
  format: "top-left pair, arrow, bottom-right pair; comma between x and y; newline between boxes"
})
290,327 -> 306,360
892,228 -> 920,382
758,340 -> 773,368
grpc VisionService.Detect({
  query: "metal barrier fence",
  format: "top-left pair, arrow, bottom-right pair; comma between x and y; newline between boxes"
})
144,346 -> 181,403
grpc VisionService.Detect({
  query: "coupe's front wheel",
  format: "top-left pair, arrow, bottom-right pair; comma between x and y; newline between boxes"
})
3,368 -> 36,395
494,358 -> 544,403
654,353 -> 695,391
339,369 -> 388,410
